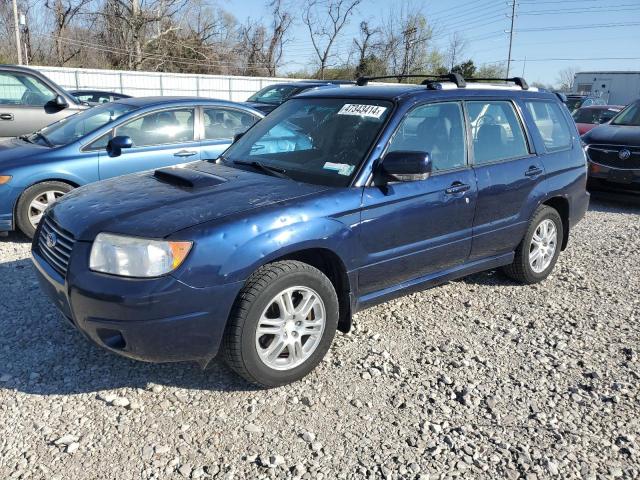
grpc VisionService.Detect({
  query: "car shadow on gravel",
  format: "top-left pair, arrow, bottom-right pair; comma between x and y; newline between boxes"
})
588,192 -> 640,212
0,258 -> 259,396
0,231 -> 31,244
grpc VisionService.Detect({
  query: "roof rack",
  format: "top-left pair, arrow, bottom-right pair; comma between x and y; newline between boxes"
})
356,73 -> 531,91
467,76 -> 529,90
356,73 -> 467,88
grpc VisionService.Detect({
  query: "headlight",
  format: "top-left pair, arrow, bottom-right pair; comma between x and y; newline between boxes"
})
89,233 -> 192,278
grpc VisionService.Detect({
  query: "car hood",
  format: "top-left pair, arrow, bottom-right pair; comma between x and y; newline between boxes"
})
0,138 -> 50,169
582,124 -> 640,145
48,161 -> 331,241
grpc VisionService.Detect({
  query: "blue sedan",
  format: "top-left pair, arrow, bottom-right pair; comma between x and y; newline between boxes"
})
0,97 -> 263,237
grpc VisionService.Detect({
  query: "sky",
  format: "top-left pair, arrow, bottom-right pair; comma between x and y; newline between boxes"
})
225,0 -> 640,86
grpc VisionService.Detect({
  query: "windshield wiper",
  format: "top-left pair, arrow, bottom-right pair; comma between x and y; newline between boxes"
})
232,159 -> 290,179
36,132 -> 54,147
18,134 -> 33,144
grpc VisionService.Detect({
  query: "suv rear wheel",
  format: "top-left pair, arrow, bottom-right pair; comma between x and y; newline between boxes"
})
502,205 -> 563,284
223,260 -> 339,387
16,181 -> 73,238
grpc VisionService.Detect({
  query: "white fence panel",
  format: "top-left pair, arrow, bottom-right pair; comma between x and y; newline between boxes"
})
31,66 -> 304,101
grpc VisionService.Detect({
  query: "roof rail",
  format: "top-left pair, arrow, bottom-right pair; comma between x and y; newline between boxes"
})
467,76 -> 529,90
356,73 -> 466,88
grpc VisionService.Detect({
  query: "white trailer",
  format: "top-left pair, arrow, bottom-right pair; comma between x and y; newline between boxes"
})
572,71 -> 640,106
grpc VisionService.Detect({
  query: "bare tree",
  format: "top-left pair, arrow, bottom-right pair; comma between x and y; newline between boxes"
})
44,0 -> 93,65
445,32 -> 466,72
382,3 -> 433,82
302,0 -> 361,79
353,20 -> 382,77
98,0 -> 186,70
557,66 -> 578,92
241,0 -> 292,76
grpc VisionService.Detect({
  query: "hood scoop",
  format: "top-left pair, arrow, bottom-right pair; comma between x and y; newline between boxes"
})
153,167 -> 227,189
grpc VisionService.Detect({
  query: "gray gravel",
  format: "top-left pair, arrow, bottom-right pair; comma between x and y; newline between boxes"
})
1,197 -> 639,479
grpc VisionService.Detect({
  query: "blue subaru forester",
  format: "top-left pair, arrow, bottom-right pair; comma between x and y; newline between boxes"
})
32,74 -> 589,387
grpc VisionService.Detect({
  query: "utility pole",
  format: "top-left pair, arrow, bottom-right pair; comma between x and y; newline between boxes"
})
12,0 -> 23,65
506,0 -> 516,78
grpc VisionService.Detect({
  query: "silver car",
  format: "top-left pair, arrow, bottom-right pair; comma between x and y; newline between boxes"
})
0,65 -> 88,140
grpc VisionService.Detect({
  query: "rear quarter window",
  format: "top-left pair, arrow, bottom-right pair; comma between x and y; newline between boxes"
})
524,100 -> 572,152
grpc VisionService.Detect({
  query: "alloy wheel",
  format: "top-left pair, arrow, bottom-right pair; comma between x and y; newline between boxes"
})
529,218 -> 557,273
28,190 -> 65,229
255,286 -> 326,371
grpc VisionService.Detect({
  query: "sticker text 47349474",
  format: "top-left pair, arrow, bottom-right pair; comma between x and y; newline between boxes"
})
338,104 -> 387,119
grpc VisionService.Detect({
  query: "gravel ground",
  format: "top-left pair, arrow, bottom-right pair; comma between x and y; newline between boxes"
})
0,197 -> 639,480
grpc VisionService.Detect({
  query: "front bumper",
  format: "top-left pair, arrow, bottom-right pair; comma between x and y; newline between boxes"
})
0,184 -> 20,232
31,242 -> 244,364
587,162 -> 640,194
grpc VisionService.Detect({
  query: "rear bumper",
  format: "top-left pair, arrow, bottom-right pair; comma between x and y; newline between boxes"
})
32,243 -> 244,364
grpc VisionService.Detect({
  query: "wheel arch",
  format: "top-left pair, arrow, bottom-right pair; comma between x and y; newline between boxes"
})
269,247 -> 353,333
541,195 -> 570,250
14,177 -> 81,218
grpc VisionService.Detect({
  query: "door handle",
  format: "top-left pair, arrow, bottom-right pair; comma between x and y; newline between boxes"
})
0,113 -> 14,121
445,182 -> 471,195
174,150 -> 197,158
525,166 -> 543,177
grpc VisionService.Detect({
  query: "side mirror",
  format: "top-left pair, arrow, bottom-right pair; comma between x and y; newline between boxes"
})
381,151 -> 432,182
106,135 -> 133,157
233,132 -> 245,143
54,95 -> 68,108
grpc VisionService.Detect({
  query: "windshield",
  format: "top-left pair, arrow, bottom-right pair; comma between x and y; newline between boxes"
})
247,84 -> 301,105
610,102 -> 640,126
223,98 -> 392,187
32,102 -> 137,147
572,107 -> 620,124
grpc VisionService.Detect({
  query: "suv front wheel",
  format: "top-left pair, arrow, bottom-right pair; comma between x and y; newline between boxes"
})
502,205 -> 563,284
223,260 -> 339,387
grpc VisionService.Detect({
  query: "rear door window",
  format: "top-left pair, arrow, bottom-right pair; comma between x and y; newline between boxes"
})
203,108 -> 259,141
525,100 -> 572,152
466,100 -> 529,164
117,108 -> 195,147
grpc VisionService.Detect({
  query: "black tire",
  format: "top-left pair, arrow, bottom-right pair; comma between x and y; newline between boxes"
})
223,260 -> 339,388
16,181 -> 73,238
502,205 -> 564,284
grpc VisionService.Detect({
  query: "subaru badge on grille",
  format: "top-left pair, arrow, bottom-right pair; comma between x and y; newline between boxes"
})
45,232 -> 57,249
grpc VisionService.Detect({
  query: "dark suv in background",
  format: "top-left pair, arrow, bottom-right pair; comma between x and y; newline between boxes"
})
0,65 -> 87,140
244,79 -> 353,114
33,74 -> 589,387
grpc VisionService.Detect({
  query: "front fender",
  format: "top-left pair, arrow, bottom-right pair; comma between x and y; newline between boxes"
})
173,214 -> 359,289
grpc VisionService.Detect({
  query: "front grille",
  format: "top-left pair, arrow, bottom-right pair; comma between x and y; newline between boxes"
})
587,144 -> 640,170
37,216 -> 75,277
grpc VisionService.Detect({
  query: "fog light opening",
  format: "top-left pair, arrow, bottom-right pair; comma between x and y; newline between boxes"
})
96,328 -> 127,350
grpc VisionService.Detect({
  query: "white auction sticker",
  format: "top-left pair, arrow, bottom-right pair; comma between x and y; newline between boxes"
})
338,103 -> 387,119
323,162 -> 355,176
